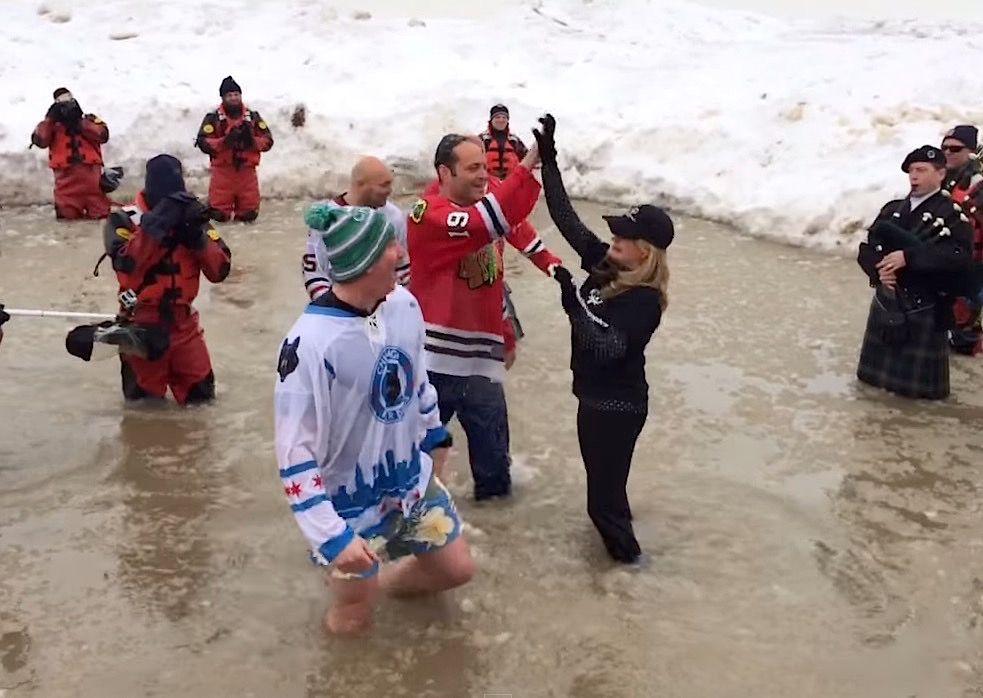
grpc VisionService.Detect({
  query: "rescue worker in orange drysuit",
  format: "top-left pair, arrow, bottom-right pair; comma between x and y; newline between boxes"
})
31,87 -> 111,220
104,154 -> 232,405
195,76 -> 274,222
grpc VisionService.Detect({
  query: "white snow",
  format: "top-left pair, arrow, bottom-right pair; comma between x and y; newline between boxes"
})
3,0 -> 983,252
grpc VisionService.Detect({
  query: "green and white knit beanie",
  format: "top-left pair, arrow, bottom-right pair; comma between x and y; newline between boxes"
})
304,202 -> 395,282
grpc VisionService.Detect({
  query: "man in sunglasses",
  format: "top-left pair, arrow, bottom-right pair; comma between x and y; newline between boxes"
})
941,125 -> 983,355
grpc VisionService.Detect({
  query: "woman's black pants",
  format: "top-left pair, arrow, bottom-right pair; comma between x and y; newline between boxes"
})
576,400 -> 647,562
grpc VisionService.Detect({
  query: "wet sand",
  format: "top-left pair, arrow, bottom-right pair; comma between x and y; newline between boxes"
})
0,198 -> 981,697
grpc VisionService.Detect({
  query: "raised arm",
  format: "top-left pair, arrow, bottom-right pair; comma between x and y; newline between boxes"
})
407,164 -> 541,276
533,114 -> 608,271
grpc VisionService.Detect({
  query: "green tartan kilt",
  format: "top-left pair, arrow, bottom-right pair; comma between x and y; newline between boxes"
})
857,289 -> 950,400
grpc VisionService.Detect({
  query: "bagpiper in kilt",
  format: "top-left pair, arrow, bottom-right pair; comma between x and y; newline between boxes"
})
856,145 -> 979,399
940,125 -> 983,355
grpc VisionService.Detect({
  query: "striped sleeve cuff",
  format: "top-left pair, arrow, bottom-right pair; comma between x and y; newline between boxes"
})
317,526 -> 356,564
421,425 -> 451,454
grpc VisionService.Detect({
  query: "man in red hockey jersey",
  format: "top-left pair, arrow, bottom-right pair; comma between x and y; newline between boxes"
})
408,134 -> 546,500
421,143 -> 561,367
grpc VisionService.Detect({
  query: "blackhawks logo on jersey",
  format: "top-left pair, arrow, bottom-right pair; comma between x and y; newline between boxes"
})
410,199 -> 427,223
458,244 -> 500,290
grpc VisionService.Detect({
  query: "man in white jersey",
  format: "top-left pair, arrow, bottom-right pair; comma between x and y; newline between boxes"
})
303,156 -> 410,300
276,202 -> 474,635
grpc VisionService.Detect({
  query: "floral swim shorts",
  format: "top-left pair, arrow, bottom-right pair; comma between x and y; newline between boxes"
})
321,476 -> 463,580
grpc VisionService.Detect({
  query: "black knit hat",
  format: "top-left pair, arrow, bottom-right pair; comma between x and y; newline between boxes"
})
489,104 -> 509,119
602,205 -> 675,250
219,76 -> 242,96
901,145 -> 946,173
942,125 -> 978,151
52,87 -> 71,100
144,154 -> 187,208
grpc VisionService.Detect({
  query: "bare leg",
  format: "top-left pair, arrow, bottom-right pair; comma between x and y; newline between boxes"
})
379,536 -> 475,599
324,573 -> 380,635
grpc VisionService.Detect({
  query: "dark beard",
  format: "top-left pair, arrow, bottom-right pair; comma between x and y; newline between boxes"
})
224,103 -> 243,117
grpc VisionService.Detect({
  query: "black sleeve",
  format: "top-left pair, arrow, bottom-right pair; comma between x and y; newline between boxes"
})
865,200 -> 901,241
540,158 -> 609,271
195,113 -> 220,155
103,210 -> 133,257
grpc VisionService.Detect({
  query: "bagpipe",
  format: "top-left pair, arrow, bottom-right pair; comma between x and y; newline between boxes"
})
857,194 -> 983,299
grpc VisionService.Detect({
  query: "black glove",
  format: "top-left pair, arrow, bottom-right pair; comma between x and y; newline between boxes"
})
175,198 -> 211,248
237,123 -> 254,148
532,113 -> 557,165
553,265 -> 578,311
223,129 -> 239,148
553,264 -> 573,287
142,192 -> 198,242
0,304 -> 10,328
46,102 -> 60,120
856,242 -> 882,287
64,101 -> 83,123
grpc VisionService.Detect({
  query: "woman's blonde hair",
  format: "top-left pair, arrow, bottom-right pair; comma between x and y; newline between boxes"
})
600,239 -> 669,311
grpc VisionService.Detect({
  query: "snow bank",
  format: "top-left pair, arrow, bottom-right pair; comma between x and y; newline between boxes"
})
3,0 -> 983,253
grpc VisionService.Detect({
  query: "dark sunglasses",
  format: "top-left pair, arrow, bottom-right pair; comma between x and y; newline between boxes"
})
942,145 -> 968,153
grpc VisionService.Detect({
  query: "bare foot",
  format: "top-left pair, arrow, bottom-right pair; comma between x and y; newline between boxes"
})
323,606 -> 373,636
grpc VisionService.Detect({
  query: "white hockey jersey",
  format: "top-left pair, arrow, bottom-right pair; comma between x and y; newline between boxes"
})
274,286 -> 447,564
303,198 -> 410,301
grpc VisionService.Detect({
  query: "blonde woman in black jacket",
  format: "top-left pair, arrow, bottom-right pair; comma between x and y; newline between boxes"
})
533,114 -> 672,563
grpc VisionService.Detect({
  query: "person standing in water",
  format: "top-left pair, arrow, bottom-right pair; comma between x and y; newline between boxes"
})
480,104 -> 529,181
533,114 -> 672,564
194,76 -> 274,223
275,204 -> 473,635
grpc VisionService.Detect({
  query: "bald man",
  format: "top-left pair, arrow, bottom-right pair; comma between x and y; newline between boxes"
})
303,156 -> 410,300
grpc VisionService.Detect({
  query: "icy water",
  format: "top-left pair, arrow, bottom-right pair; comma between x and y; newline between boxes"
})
0,198 -> 982,698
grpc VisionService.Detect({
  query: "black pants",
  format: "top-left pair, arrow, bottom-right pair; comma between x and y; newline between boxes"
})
576,400 -> 647,562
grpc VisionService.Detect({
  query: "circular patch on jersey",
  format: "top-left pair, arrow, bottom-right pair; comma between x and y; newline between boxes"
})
92,116 -> 103,124
202,123 -> 215,134
207,228 -> 221,241
370,345 -> 415,424
258,121 -> 268,130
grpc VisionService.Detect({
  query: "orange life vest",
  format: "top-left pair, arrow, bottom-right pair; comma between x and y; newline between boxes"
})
47,118 -> 106,170
481,130 -> 522,179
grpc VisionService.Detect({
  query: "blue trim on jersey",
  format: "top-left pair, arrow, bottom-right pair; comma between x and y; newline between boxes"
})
318,526 -> 356,563
292,494 -> 329,512
279,460 -> 318,478
420,401 -> 438,415
304,304 -> 360,318
421,425 -> 450,454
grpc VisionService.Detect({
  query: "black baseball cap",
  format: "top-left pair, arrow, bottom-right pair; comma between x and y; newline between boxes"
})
602,205 -> 675,250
